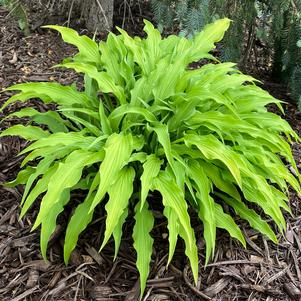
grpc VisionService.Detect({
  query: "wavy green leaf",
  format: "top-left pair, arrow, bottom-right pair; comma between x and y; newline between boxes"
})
153,170 -> 193,247
113,208 -> 128,260
188,161 -> 216,264
40,189 -> 70,259
0,125 -> 49,140
20,163 -> 59,218
214,203 -> 246,247
101,167 -> 135,250
64,192 -> 96,263
4,107 -> 68,133
90,132 -> 135,212
3,82 -> 92,110
190,18 -> 231,61
140,154 -> 162,209
58,62 -> 126,105
220,193 -> 278,243
133,201 -> 154,297
33,150 -> 104,229
43,25 -> 101,64
185,134 -> 242,187
163,206 -> 179,265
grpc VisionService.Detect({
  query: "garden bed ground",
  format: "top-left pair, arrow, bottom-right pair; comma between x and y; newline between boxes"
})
1,6 -> 301,301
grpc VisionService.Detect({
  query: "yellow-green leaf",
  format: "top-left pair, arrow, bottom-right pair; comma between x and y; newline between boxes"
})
140,154 -> 162,209
133,201 -> 154,297
89,133 -> 135,212
100,167 -> 135,250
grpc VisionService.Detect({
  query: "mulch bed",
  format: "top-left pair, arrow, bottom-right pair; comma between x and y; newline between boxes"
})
1,6 -> 301,301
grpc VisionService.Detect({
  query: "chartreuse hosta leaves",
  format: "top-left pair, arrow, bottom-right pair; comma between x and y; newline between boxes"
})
1,18 -> 301,298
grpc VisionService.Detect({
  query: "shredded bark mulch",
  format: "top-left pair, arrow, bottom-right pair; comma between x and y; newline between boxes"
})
1,6 -> 301,301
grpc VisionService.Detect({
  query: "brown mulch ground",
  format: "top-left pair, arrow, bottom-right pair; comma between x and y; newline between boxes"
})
1,6 -> 301,301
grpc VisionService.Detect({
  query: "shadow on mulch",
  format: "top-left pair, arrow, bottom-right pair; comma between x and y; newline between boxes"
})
1,6 -> 301,301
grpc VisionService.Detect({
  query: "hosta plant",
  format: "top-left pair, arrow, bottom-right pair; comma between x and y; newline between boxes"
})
1,18 -> 301,297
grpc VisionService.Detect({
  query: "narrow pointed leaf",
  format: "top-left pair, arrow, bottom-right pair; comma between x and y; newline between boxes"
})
185,134 -> 242,187
101,167 -> 135,250
20,163 -> 59,218
133,201 -> 154,297
90,133 -> 134,212
178,222 -> 199,284
0,125 -> 49,140
220,194 -> 278,243
33,150 -> 104,228
4,82 -> 92,109
113,208 -> 128,260
140,154 -> 162,209
153,171 -> 193,247
44,25 -> 101,64
163,206 -> 179,265
40,189 -> 70,259
188,162 -> 216,264
214,203 -> 246,247
64,192 -> 96,264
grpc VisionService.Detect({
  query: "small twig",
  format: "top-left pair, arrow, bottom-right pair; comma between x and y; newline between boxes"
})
95,0 -> 110,30
183,265 -> 212,300
265,267 -> 288,284
73,275 -> 81,301
243,229 -> 264,256
142,286 -> 153,301
122,0 -> 127,29
206,259 -> 268,267
147,277 -> 175,285
10,286 -> 39,301
170,287 -> 186,301
262,237 -> 271,262
67,0 -> 76,27
290,249 -> 301,282
104,259 -> 119,284
238,284 -> 282,296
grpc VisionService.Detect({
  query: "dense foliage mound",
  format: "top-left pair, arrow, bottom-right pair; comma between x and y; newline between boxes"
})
1,18 -> 300,297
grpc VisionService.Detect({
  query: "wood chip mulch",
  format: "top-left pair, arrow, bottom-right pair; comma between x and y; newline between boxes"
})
1,7 -> 301,301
